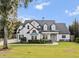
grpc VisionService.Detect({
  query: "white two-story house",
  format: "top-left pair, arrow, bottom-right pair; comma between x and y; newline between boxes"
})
16,20 -> 70,42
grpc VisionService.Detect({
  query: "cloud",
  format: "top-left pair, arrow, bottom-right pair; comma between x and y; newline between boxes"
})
35,2 -> 50,10
65,10 -> 69,14
65,5 -> 79,16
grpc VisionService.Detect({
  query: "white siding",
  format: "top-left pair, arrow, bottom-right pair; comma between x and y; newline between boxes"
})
25,23 -> 33,32
30,28 -> 39,34
57,34 -> 70,41
17,23 -> 33,42
19,23 -> 33,35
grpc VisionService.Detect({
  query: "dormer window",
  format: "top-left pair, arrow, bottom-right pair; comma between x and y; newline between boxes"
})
51,24 -> 56,30
44,24 -> 47,31
27,25 -> 29,29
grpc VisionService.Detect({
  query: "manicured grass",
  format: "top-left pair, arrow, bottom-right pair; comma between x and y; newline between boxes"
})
0,42 -> 79,58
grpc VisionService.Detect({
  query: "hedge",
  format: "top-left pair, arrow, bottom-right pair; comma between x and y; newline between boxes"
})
75,37 -> 79,43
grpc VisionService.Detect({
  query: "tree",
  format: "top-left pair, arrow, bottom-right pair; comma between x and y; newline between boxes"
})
69,19 -> 79,41
7,19 -> 22,38
0,19 -> 22,39
0,0 -> 32,49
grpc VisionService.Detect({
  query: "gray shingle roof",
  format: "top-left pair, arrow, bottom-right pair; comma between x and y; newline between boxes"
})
56,23 -> 70,34
24,20 -> 55,25
22,20 -> 70,34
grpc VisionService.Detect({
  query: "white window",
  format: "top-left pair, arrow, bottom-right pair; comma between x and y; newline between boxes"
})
31,21 -> 39,28
44,24 -> 47,31
26,23 -> 33,30
62,35 -> 66,38
51,24 -> 56,30
32,36 -> 37,40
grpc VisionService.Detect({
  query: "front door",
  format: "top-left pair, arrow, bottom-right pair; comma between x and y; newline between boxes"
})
51,34 -> 57,42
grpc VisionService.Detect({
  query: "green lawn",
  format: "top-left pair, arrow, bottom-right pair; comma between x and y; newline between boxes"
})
0,42 -> 79,58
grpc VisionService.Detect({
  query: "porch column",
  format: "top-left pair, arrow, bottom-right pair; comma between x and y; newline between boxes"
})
48,34 -> 51,40
17,34 -> 20,42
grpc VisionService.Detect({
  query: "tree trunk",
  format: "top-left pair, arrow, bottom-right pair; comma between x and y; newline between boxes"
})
3,26 -> 8,49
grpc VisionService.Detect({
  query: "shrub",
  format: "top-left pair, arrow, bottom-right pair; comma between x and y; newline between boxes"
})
59,39 -> 70,42
40,40 -> 52,43
75,37 -> 79,43
59,39 -> 65,42
28,40 -> 40,44
28,40 -> 52,44
40,39 -> 45,44
47,40 -> 52,43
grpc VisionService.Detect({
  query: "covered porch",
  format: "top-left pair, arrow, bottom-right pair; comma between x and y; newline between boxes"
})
42,31 -> 59,42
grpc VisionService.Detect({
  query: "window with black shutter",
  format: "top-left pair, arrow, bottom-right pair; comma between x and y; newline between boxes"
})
62,35 -> 66,38
27,25 -> 29,29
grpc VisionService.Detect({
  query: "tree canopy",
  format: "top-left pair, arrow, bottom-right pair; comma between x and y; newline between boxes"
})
69,19 -> 79,41
0,0 -> 33,49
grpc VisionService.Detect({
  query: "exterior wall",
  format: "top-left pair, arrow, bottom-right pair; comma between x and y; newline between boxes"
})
57,34 -> 70,41
18,23 -> 33,35
30,28 -> 39,34
17,23 -> 33,42
25,34 -> 31,40
17,27 -> 43,42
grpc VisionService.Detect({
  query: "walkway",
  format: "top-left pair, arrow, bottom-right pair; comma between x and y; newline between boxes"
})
0,39 -> 17,45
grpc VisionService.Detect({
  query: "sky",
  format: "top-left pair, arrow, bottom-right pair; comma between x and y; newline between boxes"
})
17,0 -> 79,26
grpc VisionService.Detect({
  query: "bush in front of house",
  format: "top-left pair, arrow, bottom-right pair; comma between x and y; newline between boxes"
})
40,39 -> 45,44
20,37 -> 27,43
75,37 -> 79,43
28,40 -> 40,43
40,39 -> 52,43
28,40 -> 52,44
59,39 -> 65,42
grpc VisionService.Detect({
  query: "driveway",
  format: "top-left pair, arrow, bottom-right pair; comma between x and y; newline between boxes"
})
0,39 -> 17,45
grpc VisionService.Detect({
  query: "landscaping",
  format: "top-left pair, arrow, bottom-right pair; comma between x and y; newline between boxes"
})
0,42 -> 79,58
